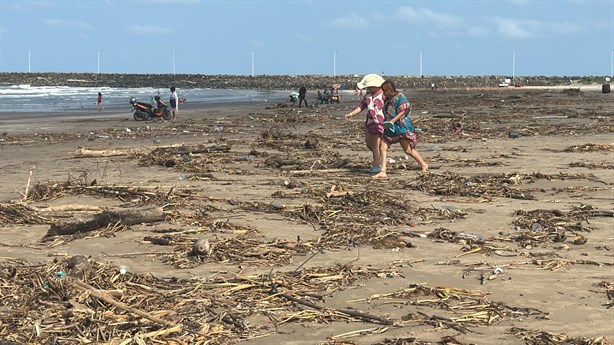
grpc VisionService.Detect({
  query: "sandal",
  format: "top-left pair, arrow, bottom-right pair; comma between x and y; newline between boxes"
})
369,165 -> 381,174
383,121 -> 394,130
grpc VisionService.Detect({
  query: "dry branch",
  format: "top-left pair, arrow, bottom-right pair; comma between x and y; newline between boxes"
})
46,206 -> 166,237
275,290 -> 393,325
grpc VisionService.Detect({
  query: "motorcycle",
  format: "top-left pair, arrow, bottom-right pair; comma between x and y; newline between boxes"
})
130,96 -> 172,121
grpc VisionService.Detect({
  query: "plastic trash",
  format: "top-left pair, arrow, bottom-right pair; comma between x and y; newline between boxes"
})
508,131 -> 519,139
458,232 -> 484,241
270,200 -> 285,209
530,223 -> 543,232
179,173 -> 188,181
493,267 -> 503,274
408,216 -> 422,226
119,266 -> 127,275
440,205 -> 459,213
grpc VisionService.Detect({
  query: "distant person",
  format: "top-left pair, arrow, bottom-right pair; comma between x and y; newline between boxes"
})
288,91 -> 298,105
344,74 -> 386,177
169,86 -> 178,120
151,95 -> 159,113
96,92 -> 103,111
380,80 -> 428,175
298,86 -> 308,108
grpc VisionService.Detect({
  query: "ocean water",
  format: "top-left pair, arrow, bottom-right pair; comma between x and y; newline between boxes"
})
0,85 -> 289,113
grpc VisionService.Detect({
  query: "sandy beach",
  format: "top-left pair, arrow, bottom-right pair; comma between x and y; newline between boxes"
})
0,86 -> 612,344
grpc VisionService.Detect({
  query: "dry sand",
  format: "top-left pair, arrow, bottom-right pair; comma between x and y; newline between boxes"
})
0,87 -> 613,344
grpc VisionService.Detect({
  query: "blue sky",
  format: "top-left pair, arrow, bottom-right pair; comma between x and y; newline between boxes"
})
1,0 -> 613,77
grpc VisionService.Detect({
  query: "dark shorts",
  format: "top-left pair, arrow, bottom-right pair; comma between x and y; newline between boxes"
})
170,99 -> 177,108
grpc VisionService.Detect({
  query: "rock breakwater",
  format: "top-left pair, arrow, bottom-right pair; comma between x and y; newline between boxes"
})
0,72 -> 601,90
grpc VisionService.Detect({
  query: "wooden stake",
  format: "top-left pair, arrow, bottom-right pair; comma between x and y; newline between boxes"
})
23,166 -> 35,201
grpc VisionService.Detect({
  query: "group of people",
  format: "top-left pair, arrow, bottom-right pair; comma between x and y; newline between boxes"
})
345,74 -> 428,178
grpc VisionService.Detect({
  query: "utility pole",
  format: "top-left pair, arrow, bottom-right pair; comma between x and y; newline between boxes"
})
97,50 -> 101,74
251,50 -> 255,77
512,50 -> 516,80
419,50 -> 423,77
28,50 -> 31,73
333,51 -> 337,77
172,51 -> 176,75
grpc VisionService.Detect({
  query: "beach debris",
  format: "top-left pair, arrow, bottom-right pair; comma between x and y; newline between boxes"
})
510,327 -> 610,345
192,238 -> 212,257
1,87 -> 612,344
71,143 -> 184,158
45,206 -> 166,237
572,234 -> 588,245
269,200 -> 285,210
66,255 -> 91,278
593,281 -> 614,308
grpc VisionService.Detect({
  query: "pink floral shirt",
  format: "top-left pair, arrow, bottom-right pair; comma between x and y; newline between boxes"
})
359,88 -> 385,135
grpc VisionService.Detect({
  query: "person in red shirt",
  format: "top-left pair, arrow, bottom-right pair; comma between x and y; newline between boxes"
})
96,92 -> 103,111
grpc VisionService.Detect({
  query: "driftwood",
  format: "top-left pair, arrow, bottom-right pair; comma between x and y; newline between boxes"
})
71,143 -> 184,158
46,206 -> 166,237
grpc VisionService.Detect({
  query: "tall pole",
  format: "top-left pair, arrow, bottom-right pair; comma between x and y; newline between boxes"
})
512,50 -> 516,80
419,50 -> 423,77
97,50 -> 100,74
333,51 -> 337,77
251,50 -> 255,77
28,50 -> 31,73
172,51 -> 176,75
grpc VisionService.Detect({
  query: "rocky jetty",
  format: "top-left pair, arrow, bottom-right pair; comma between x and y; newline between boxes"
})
0,72 -> 602,90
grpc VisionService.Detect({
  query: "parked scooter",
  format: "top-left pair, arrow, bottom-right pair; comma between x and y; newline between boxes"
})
130,96 -> 172,121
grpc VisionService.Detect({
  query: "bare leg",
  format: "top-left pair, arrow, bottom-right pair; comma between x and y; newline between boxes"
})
373,140 -> 388,178
401,140 -> 429,172
366,133 -> 381,170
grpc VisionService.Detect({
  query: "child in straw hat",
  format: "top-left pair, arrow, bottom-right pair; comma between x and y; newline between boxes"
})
345,74 -> 387,177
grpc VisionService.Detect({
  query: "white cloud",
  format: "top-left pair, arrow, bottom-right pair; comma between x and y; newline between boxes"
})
44,19 -> 94,30
491,17 -> 536,39
127,24 -> 175,35
328,13 -> 370,30
487,16 -> 585,39
397,6 -> 464,28
466,26 -> 490,37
